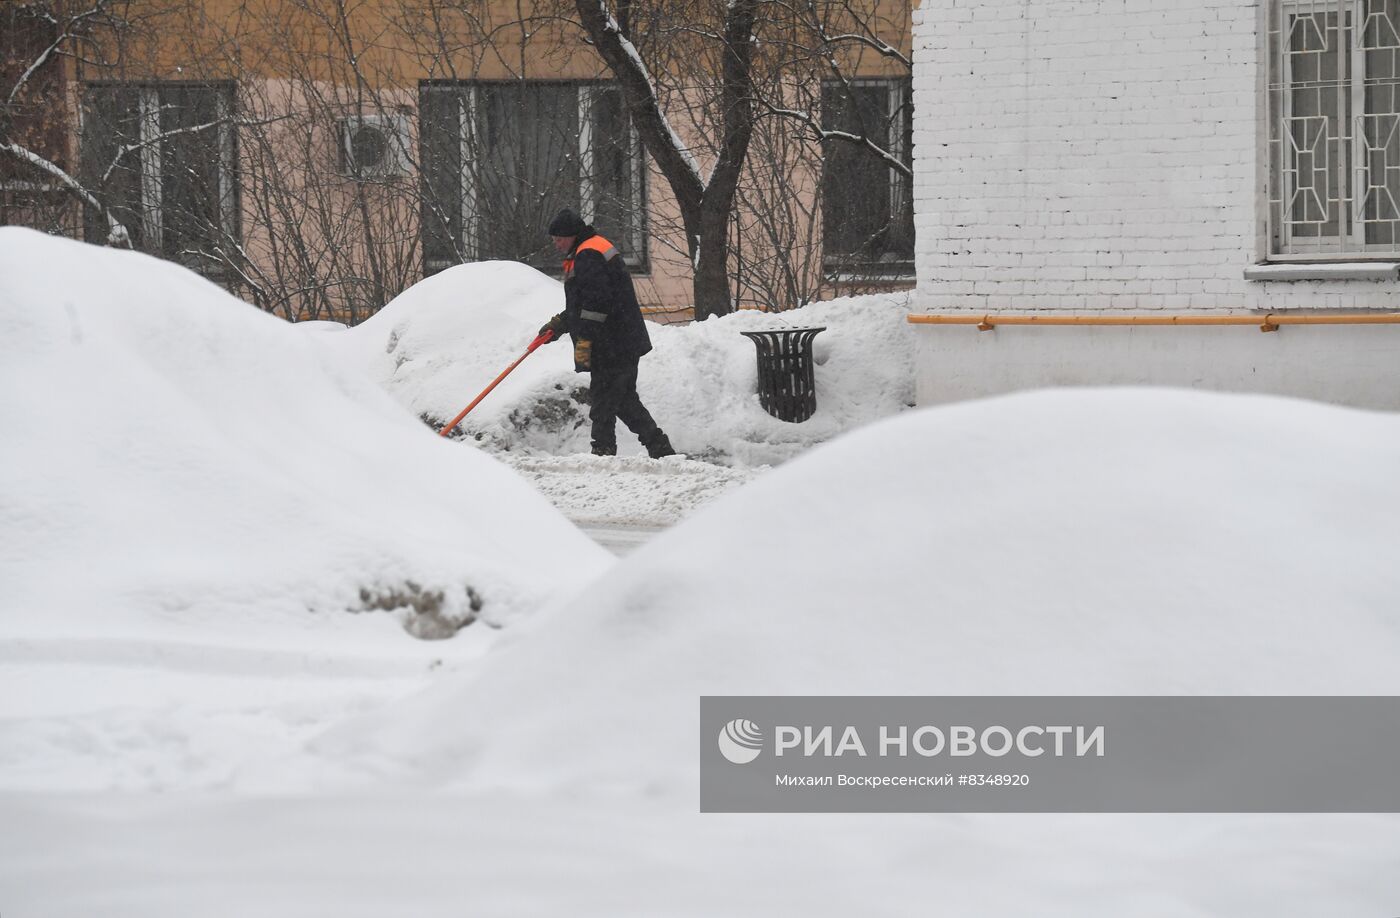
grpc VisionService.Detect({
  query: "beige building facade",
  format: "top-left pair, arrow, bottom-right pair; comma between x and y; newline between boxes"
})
3,0 -> 914,323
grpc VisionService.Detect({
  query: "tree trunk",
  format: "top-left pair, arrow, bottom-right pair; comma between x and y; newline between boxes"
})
574,0 -> 758,322
692,207 -> 732,320
691,0 -> 758,320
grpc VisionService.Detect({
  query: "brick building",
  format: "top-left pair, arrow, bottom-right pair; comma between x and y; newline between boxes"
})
909,0 -> 1400,409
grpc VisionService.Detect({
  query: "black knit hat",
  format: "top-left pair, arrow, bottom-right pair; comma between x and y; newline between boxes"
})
547,208 -> 586,237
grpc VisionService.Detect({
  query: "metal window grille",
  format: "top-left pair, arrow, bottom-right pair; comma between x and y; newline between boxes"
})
1268,0 -> 1400,258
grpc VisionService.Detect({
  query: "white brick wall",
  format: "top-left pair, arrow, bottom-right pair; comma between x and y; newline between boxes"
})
911,0 -> 1400,311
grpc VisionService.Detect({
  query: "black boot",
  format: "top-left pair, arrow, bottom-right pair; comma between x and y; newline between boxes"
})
643,430 -> 675,459
591,442 -> 616,457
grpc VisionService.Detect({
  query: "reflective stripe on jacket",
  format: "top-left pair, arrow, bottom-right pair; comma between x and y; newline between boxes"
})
561,229 -> 652,369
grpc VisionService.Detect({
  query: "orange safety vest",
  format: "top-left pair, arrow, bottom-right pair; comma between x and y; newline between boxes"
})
562,235 -> 620,280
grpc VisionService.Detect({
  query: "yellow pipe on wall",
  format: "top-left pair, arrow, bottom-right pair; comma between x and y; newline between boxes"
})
906,313 -> 1400,332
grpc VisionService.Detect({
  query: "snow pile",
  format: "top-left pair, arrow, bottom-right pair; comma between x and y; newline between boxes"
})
0,229 -> 608,644
319,263 -> 914,465
322,259 -> 567,436
314,388 -> 1400,790
5,271 -> 1400,918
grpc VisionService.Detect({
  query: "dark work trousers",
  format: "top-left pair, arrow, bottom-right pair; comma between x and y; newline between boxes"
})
589,359 -> 661,455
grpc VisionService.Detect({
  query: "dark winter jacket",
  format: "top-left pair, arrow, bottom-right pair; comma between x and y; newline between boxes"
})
561,228 -> 653,371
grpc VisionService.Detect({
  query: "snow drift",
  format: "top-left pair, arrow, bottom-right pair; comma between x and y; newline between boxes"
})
322,261 -> 914,464
0,229 -> 608,643
4,230 -> 1398,917
315,388 -> 1400,788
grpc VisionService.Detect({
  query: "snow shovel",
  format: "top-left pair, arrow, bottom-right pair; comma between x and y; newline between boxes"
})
438,329 -> 554,438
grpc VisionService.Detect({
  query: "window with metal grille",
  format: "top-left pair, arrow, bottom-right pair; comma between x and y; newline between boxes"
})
79,82 -> 239,273
1267,0 -> 1400,258
419,81 -> 646,276
821,78 -> 914,276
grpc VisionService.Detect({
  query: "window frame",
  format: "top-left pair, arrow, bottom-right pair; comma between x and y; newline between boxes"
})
418,80 -> 648,277
819,76 -> 915,280
79,80 -> 240,274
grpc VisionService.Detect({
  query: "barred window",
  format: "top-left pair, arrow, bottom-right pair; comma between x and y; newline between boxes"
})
80,82 -> 239,274
419,81 -> 646,276
821,78 -> 914,277
1267,0 -> 1400,257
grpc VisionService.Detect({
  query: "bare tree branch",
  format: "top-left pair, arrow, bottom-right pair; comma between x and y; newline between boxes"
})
575,0 -> 705,202
757,101 -> 911,179
99,114 -> 285,186
0,142 -> 130,246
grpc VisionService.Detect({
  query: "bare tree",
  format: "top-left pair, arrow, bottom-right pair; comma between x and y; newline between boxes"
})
5,0 -> 913,325
731,108 -> 826,310
92,0 -> 438,322
747,0 -> 915,300
759,0 -> 911,178
572,0 -> 760,320
1,0 -> 138,244
563,0 -> 912,315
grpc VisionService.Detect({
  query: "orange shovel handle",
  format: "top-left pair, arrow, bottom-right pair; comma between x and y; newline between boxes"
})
438,330 -> 553,437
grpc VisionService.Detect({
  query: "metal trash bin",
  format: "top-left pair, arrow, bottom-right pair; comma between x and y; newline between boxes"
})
740,326 -> 826,423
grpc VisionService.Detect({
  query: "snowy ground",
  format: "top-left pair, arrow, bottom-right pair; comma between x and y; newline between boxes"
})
4,230 -> 1399,916
6,799 -> 1398,918
501,453 -> 758,529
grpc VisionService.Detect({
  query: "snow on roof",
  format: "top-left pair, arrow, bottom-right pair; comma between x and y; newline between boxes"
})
312,387 -> 1400,790
0,229 -> 608,647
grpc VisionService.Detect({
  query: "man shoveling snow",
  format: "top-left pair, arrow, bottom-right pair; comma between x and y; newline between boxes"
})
539,208 -> 676,459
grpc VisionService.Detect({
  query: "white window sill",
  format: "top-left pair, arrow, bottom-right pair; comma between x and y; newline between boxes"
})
1244,262 -> 1400,281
